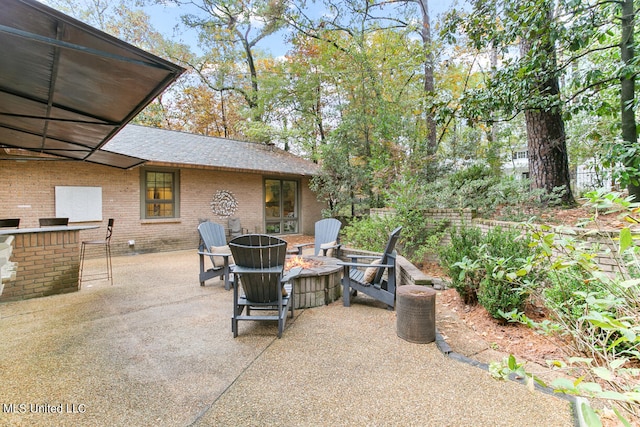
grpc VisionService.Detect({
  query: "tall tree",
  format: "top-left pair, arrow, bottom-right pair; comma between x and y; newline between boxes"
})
520,4 -> 573,204
416,0 -> 438,155
175,0 -> 287,141
619,0 -> 639,200
443,0 -> 576,205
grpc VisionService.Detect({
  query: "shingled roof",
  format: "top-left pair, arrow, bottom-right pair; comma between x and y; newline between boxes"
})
103,125 -> 319,176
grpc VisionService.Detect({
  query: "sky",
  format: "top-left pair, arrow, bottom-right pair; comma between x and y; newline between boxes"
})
143,0 -> 458,58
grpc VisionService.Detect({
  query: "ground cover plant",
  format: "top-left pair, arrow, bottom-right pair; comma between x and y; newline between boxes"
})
438,191 -> 640,426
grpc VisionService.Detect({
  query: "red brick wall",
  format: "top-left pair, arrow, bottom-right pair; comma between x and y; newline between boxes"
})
1,230 -> 80,301
0,161 -> 325,257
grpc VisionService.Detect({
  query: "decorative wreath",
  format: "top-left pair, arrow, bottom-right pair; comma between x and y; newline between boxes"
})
210,190 -> 238,217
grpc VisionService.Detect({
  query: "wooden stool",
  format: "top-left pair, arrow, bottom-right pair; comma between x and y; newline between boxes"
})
396,285 -> 437,343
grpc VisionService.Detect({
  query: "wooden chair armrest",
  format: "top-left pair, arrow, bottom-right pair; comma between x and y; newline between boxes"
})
294,242 -> 313,249
346,255 -> 381,263
337,261 -> 394,269
282,267 -> 303,282
198,250 -> 232,258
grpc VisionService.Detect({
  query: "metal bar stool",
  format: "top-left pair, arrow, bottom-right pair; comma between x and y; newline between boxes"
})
39,217 -> 68,226
0,218 -> 20,228
79,219 -> 114,286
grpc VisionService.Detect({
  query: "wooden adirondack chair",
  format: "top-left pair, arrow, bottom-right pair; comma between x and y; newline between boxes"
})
198,221 -> 234,290
294,218 -> 342,257
340,226 -> 402,310
228,217 -> 247,239
229,234 -> 298,338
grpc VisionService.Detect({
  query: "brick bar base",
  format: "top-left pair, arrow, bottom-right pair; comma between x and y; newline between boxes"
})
0,230 -> 80,302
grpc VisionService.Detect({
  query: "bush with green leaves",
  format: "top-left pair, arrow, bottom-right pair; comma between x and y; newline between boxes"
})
499,196 -> 640,425
478,255 -> 534,319
384,177 -> 449,263
525,220 -> 640,363
341,216 -> 396,253
418,163 -> 550,219
341,211 -> 446,264
439,225 -> 540,314
438,226 -> 485,304
543,266 -> 595,320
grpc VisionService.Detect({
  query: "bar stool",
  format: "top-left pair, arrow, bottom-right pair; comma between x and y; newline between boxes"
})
39,217 -> 69,226
79,219 -> 114,286
0,218 -> 20,228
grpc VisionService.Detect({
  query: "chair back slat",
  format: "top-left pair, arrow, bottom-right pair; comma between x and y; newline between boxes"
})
229,234 -> 287,303
313,218 -> 341,256
373,226 -> 402,285
198,221 -> 227,251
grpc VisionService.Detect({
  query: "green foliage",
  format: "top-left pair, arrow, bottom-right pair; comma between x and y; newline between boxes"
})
501,192 -> 640,424
496,354 -> 640,427
543,267 -> 595,319
310,143 -> 369,217
341,216 -> 396,253
439,225 -> 539,312
489,354 -> 542,392
478,259 -> 530,319
340,210 -> 446,265
438,226 -> 485,304
385,177 -> 449,264
418,163 -> 555,220
528,221 -> 640,362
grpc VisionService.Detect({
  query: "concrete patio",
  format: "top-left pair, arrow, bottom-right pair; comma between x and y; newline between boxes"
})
0,249 -> 577,426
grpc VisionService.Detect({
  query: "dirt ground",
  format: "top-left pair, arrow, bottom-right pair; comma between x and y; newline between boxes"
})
431,203 -> 640,427
421,202 -> 628,371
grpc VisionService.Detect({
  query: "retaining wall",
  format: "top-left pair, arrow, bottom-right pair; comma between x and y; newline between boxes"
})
371,208 -> 628,277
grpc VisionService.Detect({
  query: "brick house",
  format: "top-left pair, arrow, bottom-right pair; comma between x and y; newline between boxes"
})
0,124 -> 325,256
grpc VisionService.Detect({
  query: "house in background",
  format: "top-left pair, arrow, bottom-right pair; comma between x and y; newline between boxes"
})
0,0 -> 324,302
502,148 -> 614,193
0,0 -> 324,256
0,124 -> 325,256
502,148 -> 530,180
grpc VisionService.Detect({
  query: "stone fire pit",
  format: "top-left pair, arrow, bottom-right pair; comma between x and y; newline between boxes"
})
285,256 -> 342,309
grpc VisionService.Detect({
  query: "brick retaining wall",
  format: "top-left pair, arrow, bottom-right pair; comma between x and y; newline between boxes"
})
371,208 -> 628,277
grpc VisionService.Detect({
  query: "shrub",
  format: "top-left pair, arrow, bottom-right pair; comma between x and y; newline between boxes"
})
439,225 -> 540,315
438,226 -> 485,304
543,267 -> 594,320
385,178 -> 449,263
478,258 -> 530,319
341,216 -> 395,253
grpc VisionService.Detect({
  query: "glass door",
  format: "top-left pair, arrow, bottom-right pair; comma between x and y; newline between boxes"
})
265,179 -> 298,234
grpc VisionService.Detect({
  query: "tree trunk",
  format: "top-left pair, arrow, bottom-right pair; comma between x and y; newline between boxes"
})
620,0 -> 639,200
417,0 -> 437,155
520,7 -> 574,206
524,108 -> 574,204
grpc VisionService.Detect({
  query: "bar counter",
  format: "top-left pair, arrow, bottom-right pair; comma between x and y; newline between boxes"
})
0,225 -> 98,302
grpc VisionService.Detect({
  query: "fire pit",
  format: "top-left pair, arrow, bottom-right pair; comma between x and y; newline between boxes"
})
285,255 -> 342,309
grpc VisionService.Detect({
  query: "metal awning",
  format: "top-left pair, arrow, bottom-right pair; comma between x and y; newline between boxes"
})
0,0 -> 185,169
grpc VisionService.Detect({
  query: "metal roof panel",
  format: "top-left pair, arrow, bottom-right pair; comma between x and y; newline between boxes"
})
0,0 -> 185,169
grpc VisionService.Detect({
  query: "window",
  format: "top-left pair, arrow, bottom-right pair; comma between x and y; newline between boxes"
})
265,179 -> 298,234
513,150 -> 528,160
141,169 -> 180,219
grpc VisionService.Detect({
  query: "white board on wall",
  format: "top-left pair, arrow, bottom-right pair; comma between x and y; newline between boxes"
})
55,186 -> 102,222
